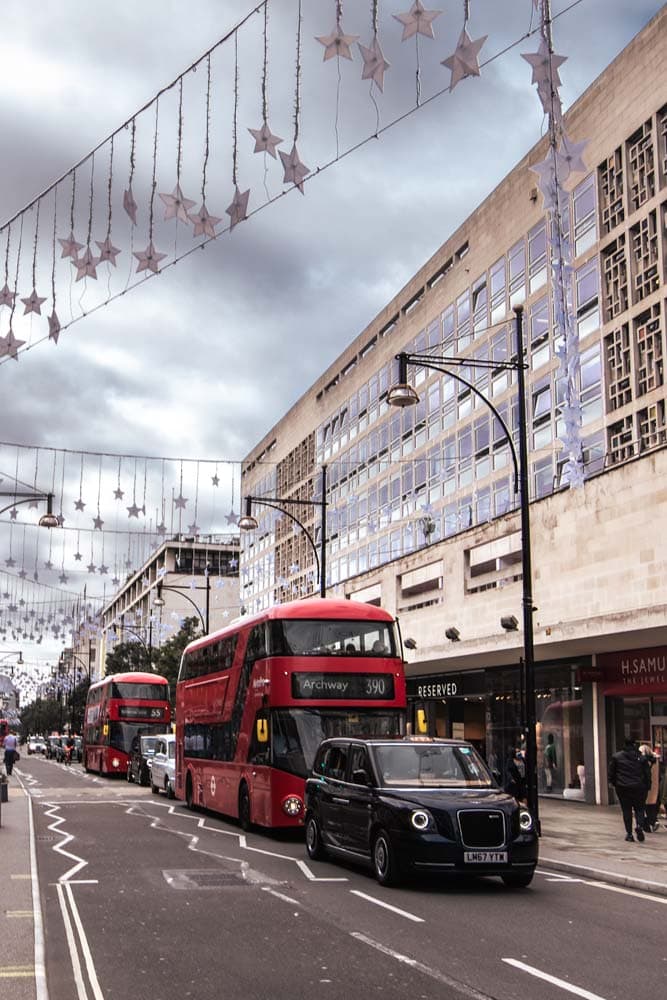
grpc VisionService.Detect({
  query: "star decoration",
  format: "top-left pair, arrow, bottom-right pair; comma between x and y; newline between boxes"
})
358,37 -> 391,91
73,247 -> 99,281
156,521 -> 167,536
9,507 -> 19,519
159,184 -> 196,223
226,185 -> 250,230
93,515 -> 104,530
56,513 -> 65,526
96,236 -> 121,266
74,498 -> 86,511
556,134 -> 589,180
48,311 -> 61,344
211,474 -> 220,487
21,288 -> 47,315
248,121 -> 283,158
187,522 -> 200,536
112,576 -> 120,587
127,503 -> 141,518
537,81 -> 563,124
174,494 -> 188,510
225,509 -> 239,526
87,563 -> 96,574
188,203 -> 222,238
5,557 -> 16,568
123,186 -> 138,225
58,231 -> 83,260
59,572 -> 69,584
441,28 -> 487,90
393,2 -> 441,41
133,242 -> 167,274
0,283 -> 16,308
530,154 -> 559,210
18,568 -> 27,579
74,551 -> 83,562
279,143 -> 310,194
44,560 -> 53,570
316,24 -> 359,61
521,39 -> 567,88
0,329 -> 26,360
114,487 -> 124,500
99,564 -> 109,575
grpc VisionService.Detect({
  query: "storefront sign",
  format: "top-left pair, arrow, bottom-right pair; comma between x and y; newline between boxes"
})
408,678 -> 460,700
597,646 -> 667,696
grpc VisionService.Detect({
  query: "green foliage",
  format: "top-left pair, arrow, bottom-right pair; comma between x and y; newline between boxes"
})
105,640 -> 152,675
154,617 -> 201,704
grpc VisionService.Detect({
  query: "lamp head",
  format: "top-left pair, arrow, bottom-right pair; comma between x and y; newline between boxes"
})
403,637 -> 417,650
445,627 -> 461,642
500,615 -> 519,632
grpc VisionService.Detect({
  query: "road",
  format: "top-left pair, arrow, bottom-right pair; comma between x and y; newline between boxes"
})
15,755 -> 666,1000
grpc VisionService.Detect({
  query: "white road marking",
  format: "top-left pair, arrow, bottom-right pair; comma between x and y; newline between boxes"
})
350,889 -> 424,922
503,959 -> 608,1000
296,859 -> 348,881
538,867 -> 667,903
352,932 -> 494,999
261,887 -> 300,905
43,804 -> 88,882
16,773 -> 49,1000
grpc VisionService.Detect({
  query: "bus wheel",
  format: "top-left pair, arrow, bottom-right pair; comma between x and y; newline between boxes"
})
238,783 -> 251,831
305,814 -> 327,861
185,774 -> 197,811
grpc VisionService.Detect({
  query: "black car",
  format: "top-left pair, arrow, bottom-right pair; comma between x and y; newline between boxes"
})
305,737 -> 538,888
46,736 -> 63,760
127,735 -> 159,786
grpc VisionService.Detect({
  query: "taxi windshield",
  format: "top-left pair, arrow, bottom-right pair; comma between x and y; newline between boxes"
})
374,744 -> 493,788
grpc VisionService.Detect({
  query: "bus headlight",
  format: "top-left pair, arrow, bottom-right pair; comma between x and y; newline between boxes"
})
519,808 -> 533,833
282,795 -> 304,817
111,757 -> 120,769
410,809 -> 434,831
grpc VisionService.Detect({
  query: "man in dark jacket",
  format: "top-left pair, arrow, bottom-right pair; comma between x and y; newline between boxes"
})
608,739 -> 652,842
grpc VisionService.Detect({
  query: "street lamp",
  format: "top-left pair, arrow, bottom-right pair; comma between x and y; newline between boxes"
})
0,651 -> 24,667
238,466 -> 328,600
111,622 -> 153,669
387,305 -> 540,833
152,577 -> 209,634
59,651 -> 91,731
0,491 -> 60,528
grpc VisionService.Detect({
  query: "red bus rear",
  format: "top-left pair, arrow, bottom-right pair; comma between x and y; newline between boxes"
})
176,597 -> 406,828
83,672 -> 171,776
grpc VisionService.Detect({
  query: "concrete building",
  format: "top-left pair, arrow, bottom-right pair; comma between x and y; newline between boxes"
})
240,11 -> 667,806
94,535 -> 241,675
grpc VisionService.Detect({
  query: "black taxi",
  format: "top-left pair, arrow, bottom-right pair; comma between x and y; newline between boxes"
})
304,737 -> 538,887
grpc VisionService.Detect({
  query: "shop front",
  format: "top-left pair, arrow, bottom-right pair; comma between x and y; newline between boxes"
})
406,657 -> 587,802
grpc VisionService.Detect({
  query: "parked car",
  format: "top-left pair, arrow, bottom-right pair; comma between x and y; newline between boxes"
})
27,736 -> 46,755
305,737 -> 539,888
150,734 -> 176,798
46,736 -> 63,760
127,735 -> 159,786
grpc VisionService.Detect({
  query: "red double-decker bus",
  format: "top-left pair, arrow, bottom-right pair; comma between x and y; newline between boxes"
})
175,597 -> 406,828
83,672 -> 171,776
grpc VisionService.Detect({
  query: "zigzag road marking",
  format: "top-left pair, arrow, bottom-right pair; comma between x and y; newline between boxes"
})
43,803 -> 89,882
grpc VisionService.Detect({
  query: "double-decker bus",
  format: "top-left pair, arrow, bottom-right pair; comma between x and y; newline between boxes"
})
176,597 -> 406,829
83,672 -> 171,776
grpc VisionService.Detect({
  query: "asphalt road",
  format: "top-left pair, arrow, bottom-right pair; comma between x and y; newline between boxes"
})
17,755 -> 667,1000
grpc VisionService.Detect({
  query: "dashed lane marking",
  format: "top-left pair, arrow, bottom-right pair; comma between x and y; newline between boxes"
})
0,966 -> 35,979
502,959 -> 607,1000
6,911 -> 34,918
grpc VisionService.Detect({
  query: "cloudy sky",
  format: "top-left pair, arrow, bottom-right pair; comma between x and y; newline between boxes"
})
0,0 -> 662,668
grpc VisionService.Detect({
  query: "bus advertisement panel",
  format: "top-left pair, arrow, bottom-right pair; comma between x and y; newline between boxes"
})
83,671 -> 171,776
176,597 -> 406,829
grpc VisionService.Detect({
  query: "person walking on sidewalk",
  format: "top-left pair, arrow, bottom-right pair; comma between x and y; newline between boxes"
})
639,744 -> 660,832
3,730 -> 18,776
608,739 -> 651,842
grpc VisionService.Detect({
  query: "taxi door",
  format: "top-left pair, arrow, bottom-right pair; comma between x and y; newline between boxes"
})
317,744 -> 351,851
341,745 -> 374,856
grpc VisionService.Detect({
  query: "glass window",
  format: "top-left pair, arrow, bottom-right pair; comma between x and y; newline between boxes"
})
573,174 -> 597,257
528,221 -> 547,293
490,257 -> 506,322
508,239 -> 526,305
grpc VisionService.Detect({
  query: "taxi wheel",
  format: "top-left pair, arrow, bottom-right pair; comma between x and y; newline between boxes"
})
127,768 -> 133,783
238,783 -> 251,831
305,814 -> 327,861
166,777 -> 175,800
372,829 -> 401,887
151,779 -> 159,794
501,872 -> 534,889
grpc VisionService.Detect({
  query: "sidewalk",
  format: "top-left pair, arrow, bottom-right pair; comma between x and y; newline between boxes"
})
538,795 -> 667,896
0,778 -> 39,1000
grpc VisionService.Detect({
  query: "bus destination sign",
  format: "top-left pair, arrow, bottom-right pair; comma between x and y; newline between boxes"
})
292,672 -> 395,701
119,705 -> 165,720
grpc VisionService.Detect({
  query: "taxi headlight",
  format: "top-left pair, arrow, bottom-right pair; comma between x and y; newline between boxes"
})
111,757 -> 120,769
410,809 -> 434,832
282,795 -> 304,817
519,808 -> 533,833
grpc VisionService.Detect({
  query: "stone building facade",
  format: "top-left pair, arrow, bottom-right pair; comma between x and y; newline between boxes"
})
240,11 -> 667,806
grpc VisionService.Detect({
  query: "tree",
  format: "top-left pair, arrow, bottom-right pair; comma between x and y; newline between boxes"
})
105,640 -> 152,675
153,616 -> 200,708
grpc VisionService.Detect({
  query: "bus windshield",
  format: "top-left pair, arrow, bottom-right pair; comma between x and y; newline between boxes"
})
270,707 -> 405,779
269,619 -> 396,657
111,681 -> 169,700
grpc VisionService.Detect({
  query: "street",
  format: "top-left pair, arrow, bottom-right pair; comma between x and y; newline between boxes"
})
15,755 -> 666,1000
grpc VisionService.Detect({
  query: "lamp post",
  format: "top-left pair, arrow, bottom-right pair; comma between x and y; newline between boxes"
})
111,622 -> 153,670
152,573 -> 209,634
387,305 -> 539,833
59,651 -> 91,732
0,491 -> 60,528
238,466 -> 328,600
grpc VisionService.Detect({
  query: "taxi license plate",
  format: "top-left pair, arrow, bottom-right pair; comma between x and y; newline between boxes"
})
464,851 -> 508,863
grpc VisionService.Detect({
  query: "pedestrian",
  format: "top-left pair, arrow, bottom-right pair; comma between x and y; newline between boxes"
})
3,729 -> 18,776
608,738 -> 652,842
543,733 -> 557,792
639,744 -> 660,833
505,747 -> 527,804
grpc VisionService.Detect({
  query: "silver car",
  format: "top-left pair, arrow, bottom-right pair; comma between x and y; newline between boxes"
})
150,734 -> 176,799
